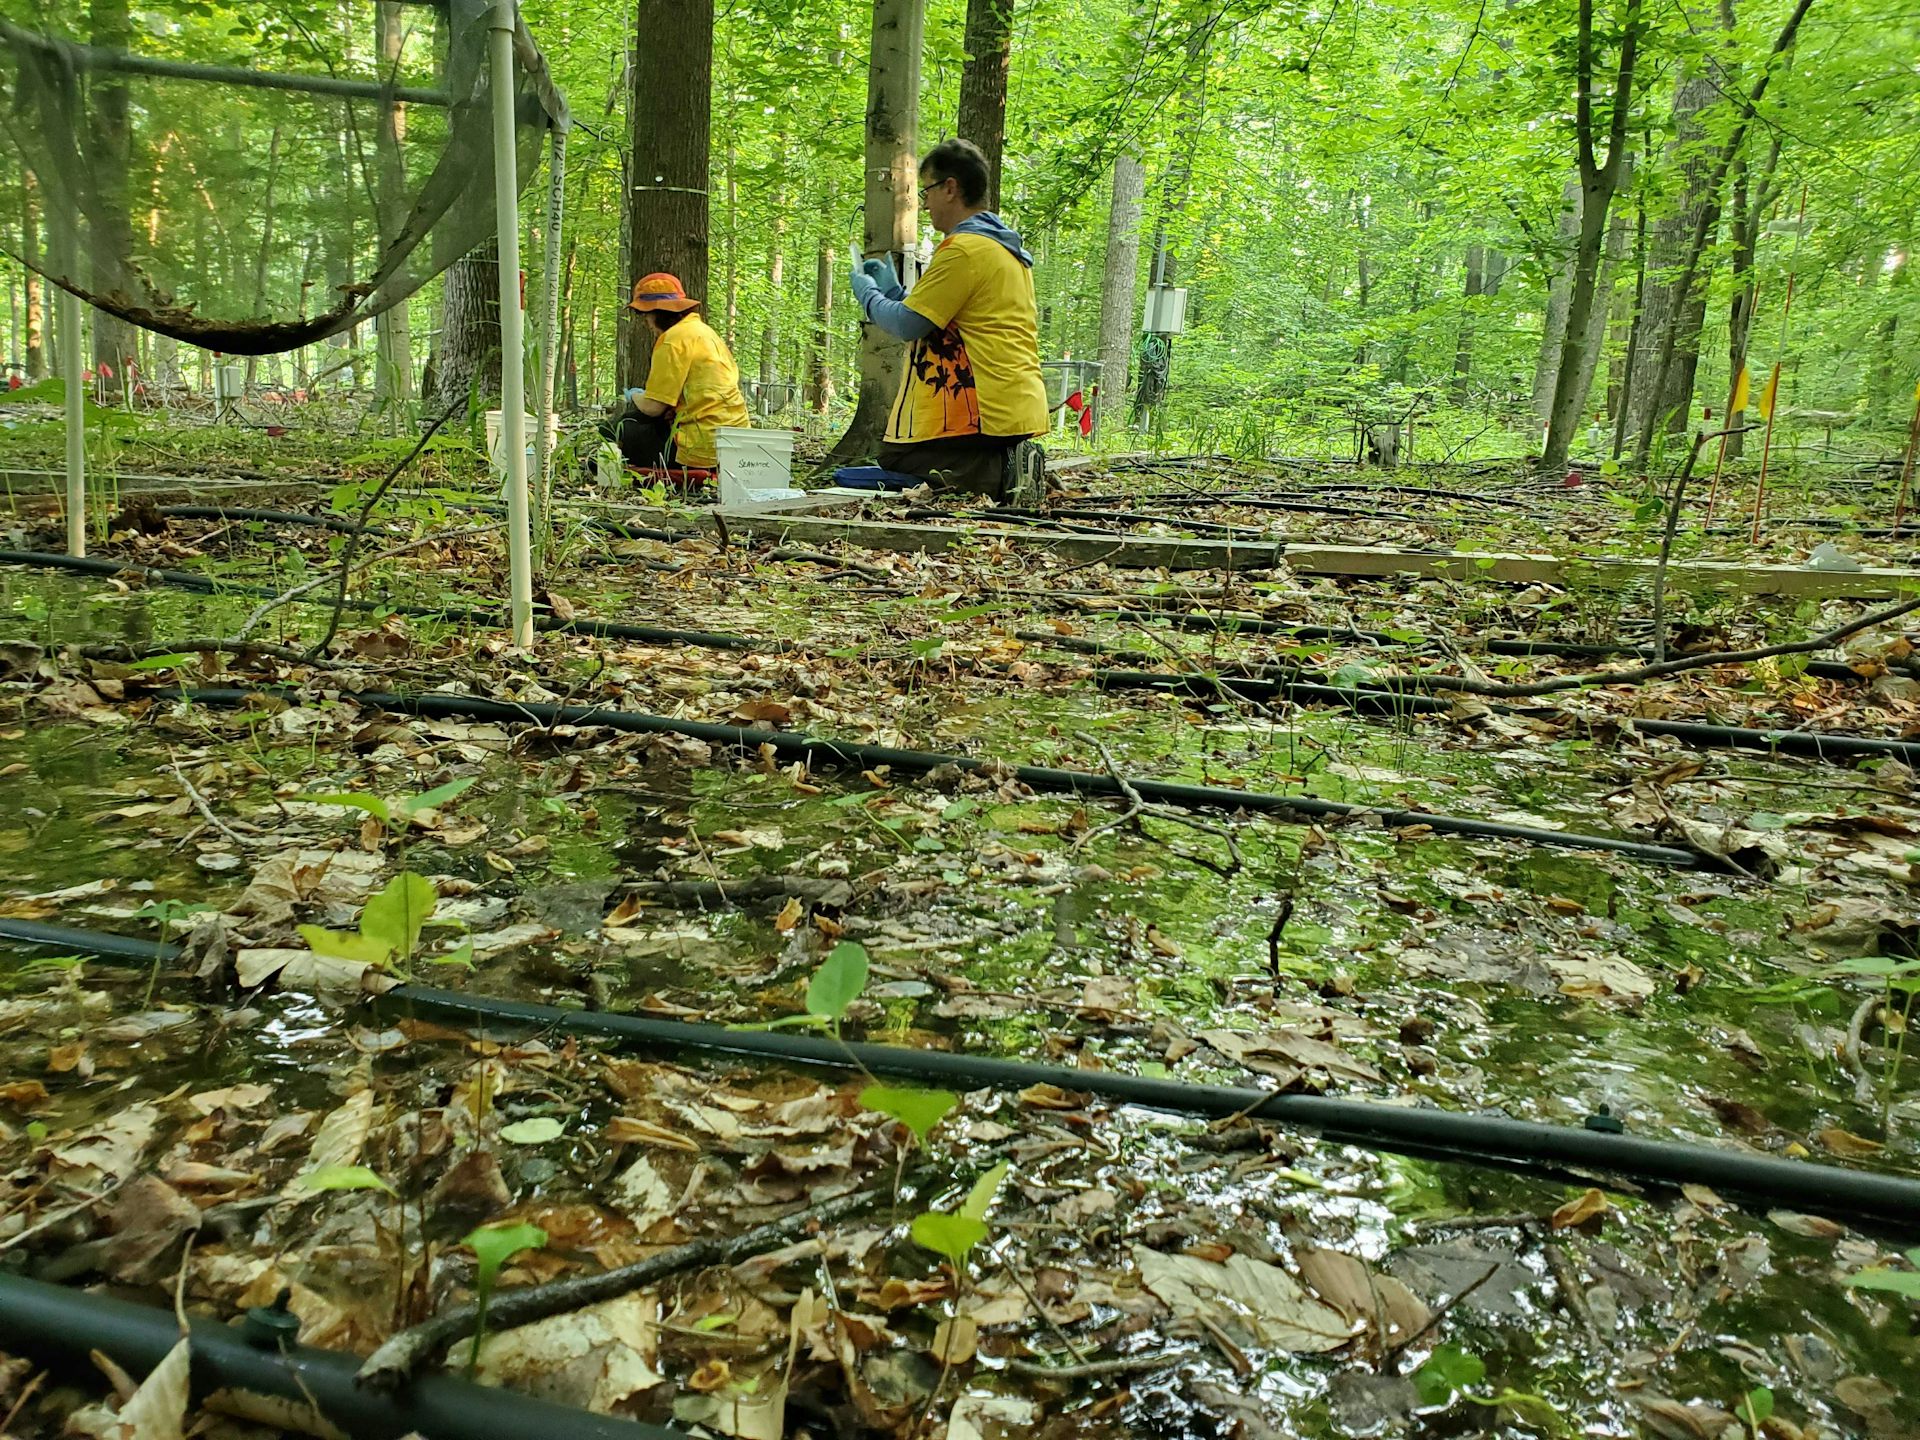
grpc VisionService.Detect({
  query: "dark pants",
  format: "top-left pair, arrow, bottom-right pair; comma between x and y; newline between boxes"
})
877,435 -> 1020,502
602,407 -> 676,469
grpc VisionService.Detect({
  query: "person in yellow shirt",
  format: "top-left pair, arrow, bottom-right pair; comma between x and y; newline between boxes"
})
609,273 -> 751,471
849,139 -> 1048,501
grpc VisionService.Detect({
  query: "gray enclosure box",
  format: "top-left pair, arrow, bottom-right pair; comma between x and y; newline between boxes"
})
1143,286 -> 1188,335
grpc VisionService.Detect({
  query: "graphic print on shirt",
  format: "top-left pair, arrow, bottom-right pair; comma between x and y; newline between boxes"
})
892,324 -> 981,439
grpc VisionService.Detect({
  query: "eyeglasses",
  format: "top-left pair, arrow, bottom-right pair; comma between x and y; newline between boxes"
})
918,178 -> 948,204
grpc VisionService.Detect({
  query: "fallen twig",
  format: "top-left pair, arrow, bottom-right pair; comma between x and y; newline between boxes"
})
1006,1347 -> 1201,1379
1071,729 -> 1244,874
232,522 -> 504,645
169,759 -> 273,850
1541,1242 -> 1602,1344
305,402 -> 464,657
357,1181 -> 890,1389
1378,594 -> 1920,699
766,546 -> 890,581
1385,1261 -> 1502,1371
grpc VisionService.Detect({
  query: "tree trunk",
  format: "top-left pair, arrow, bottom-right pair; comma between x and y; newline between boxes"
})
624,0 -> 714,387
1532,181 -> 1581,430
372,0 -> 417,422
1626,0 -> 1816,473
1724,134 -> 1780,460
1133,37 -> 1208,421
242,125 -> 285,393
957,0 -> 1014,210
87,0 -> 138,399
1871,251 -> 1908,425
759,182 -> 787,401
826,0 -> 924,465
1625,65 -> 1717,452
808,233 -> 834,417
1541,0 -> 1643,473
1451,244 -> 1485,402
1095,151 -> 1146,433
430,239 -> 502,413
21,174 -> 44,379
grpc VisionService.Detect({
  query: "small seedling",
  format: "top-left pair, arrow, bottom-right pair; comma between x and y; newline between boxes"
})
294,1163 -> 394,1196
300,871 -> 437,972
1845,1248 -> 1920,1300
297,777 -> 476,837
463,1221 -> 548,1374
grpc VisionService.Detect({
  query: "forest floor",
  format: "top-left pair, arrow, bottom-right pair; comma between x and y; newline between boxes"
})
0,411 -> 1916,1440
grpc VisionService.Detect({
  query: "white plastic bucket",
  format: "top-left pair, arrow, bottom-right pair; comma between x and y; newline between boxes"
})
714,426 -> 800,506
485,410 -> 553,498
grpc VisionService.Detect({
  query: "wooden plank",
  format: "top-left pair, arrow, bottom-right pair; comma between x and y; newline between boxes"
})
1284,545 -> 1920,599
706,511 -> 1286,571
709,507 -> 1920,599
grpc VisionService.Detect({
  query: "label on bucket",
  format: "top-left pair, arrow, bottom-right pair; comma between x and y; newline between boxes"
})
717,428 -> 795,505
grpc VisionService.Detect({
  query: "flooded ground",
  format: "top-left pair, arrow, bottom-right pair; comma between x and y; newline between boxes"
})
1,453 -> 1916,1439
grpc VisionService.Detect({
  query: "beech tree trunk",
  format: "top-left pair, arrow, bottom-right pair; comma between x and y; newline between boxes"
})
957,0 -> 1014,210
623,0 -> 713,389
827,0 -> 924,465
1095,151 -> 1146,433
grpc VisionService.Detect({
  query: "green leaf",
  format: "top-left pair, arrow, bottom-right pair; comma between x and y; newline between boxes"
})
297,925 -> 393,965
910,1210 -> 989,1267
464,1220 -> 548,1289
359,873 -> 437,963
298,791 -> 392,825
500,1117 -> 564,1144
961,1161 -> 1009,1222
397,776 -> 476,819
936,603 -> 1000,623
431,938 -> 476,969
1845,1268 -> 1920,1299
1413,1344 -> 1486,1405
806,941 -> 869,1023
859,1085 -> 957,1141
1742,1388 -> 1774,1426
691,1312 -> 738,1332
1827,957 -> 1920,978
122,653 -> 197,672
296,1163 -> 393,1195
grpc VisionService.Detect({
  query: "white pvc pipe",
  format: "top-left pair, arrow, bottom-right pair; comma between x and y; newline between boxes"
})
60,288 -> 84,558
488,8 -> 533,646
532,125 -> 565,562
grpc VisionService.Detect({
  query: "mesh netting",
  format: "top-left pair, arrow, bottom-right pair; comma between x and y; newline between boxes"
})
0,0 -> 566,355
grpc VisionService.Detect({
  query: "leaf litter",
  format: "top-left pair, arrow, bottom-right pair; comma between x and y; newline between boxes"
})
1,459 -> 1918,1437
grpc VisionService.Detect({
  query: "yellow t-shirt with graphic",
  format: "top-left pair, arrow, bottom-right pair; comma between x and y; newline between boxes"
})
886,233 -> 1049,445
643,314 -> 751,468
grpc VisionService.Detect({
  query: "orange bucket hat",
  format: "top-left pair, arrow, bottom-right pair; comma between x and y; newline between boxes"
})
628,272 -> 700,314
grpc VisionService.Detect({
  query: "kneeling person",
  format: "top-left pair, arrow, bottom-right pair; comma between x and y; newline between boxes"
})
608,273 -> 750,472
850,139 -> 1048,501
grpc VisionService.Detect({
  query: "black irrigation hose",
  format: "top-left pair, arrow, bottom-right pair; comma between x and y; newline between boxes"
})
0,1273 -> 675,1440
150,684 -> 1706,865
154,503 -> 372,534
1097,670 -> 1920,765
0,549 -> 755,651
2,920 -> 1915,1228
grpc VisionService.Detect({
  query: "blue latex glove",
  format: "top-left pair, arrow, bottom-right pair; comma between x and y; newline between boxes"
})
859,258 -> 904,299
849,266 -> 879,316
